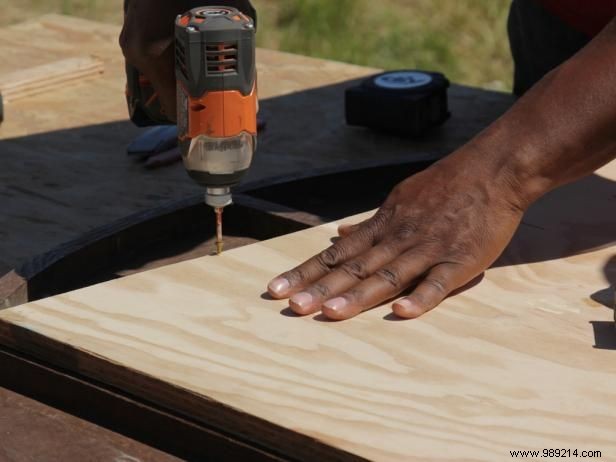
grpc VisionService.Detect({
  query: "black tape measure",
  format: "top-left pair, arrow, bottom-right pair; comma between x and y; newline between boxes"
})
345,70 -> 450,137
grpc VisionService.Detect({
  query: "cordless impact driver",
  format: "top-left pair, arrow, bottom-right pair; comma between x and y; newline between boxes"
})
126,6 -> 258,254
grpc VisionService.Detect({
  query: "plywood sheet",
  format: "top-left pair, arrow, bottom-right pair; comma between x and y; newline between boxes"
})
0,161 -> 614,461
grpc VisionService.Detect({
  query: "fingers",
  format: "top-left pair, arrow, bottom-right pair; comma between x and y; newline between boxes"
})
137,45 -> 178,122
268,222 -> 379,299
392,263 -> 470,319
337,221 -> 365,237
120,1 -> 180,121
320,250 -> 433,320
288,242 -> 402,315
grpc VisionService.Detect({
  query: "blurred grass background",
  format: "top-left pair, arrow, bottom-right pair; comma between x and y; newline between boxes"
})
1,0 -> 513,91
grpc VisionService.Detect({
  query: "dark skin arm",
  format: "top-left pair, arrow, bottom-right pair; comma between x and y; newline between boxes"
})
267,18 -> 616,320
120,0 -> 255,122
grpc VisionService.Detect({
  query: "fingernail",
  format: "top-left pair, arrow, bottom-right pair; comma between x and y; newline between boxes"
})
338,224 -> 351,233
323,297 -> 348,313
268,277 -> 290,296
290,292 -> 313,311
394,298 -> 413,309
393,298 -> 415,318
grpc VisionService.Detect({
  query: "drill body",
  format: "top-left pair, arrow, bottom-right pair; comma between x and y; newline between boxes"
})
125,6 -> 257,253
175,7 -> 257,209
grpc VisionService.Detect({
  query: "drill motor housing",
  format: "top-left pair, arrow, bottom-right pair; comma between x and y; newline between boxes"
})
175,6 -> 257,208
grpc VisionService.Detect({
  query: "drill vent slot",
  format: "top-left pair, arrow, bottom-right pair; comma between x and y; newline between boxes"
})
206,42 -> 238,75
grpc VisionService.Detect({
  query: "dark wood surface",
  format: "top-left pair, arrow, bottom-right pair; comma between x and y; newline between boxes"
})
0,159 -> 437,309
0,14 -> 516,462
0,351 -> 181,462
0,14 -> 515,276
0,346 -> 289,462
0,194 -> 320,309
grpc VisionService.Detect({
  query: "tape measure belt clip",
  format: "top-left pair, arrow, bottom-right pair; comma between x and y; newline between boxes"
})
345,70 -> 450,137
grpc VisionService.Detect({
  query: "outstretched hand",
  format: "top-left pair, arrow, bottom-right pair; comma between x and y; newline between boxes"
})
267,153 -> 525,320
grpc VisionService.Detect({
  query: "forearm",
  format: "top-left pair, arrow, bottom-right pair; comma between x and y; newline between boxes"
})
451,18 -> 616,209
121,0 -> 256,120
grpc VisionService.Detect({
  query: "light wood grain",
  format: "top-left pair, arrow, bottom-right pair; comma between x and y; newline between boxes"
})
0,160 -> 615,461
0,56 -> 104,103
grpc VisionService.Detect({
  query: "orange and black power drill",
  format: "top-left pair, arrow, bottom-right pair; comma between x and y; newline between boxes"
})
126,6 -> 257,254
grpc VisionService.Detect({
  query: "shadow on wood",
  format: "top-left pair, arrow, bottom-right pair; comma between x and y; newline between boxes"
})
494,173 -> 615,267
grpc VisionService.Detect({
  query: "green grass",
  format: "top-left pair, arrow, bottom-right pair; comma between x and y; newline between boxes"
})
256,0 -> 513,90
2,0 -> 124,24
2,0 -> 513,91
270,0 -> 458,71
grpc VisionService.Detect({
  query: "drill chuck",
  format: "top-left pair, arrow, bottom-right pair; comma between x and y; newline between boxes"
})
205,187 -> 232,208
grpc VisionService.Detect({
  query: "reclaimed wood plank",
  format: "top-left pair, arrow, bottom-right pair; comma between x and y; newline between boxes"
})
0,56 -> 104,103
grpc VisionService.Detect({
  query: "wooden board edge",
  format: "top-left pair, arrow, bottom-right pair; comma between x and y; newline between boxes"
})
0,158 -> 437,310
0,319 -> 368,462
0,57 -> 104,103
0,345 -> 287,462
0,270 -> 28,310
0,195 -> 321,310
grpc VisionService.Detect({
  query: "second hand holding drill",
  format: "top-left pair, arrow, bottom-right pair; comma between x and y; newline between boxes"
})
175,7 -> 258,254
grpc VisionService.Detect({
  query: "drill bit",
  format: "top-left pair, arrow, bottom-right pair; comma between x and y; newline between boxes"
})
215,207 -> 224,255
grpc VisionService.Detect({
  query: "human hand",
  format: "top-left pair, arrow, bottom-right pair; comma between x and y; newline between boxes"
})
120,0 -> 256,122
267,152 -> 526,320
268,15 -> 616,321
